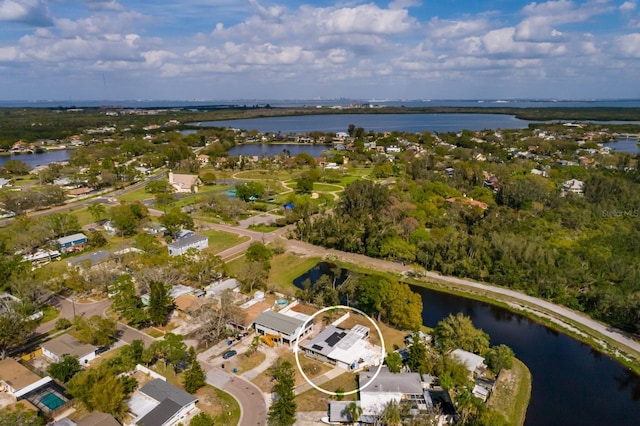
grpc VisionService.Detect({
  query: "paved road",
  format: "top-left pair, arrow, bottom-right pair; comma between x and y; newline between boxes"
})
204,223 -> 640,358
36,295 -> 111,334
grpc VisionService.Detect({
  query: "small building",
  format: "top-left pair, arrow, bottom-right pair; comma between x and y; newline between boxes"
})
76,412 -> 121,426
57,233 -> 88,252
167,234 -> 208,256
562,178 -> 584,195
41,334 -> 98,365
128,378 -> 198,426
301,324 -> 382,370
174,294 -> 204,316
22,249 -> 61,265
168,171 -> 201,193
252,309 -> 313,346
450,349 -> 486,378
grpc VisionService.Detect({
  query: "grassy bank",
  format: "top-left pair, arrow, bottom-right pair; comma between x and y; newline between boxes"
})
489,359 -> 532,426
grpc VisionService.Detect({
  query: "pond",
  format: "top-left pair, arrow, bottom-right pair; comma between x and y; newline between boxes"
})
293,264 -> 640,425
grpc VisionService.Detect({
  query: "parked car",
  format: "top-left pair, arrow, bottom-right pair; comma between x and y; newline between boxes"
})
222,350 -> 237,359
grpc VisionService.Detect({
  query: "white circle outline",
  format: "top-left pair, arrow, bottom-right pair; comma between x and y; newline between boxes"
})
293,305 -> 386,396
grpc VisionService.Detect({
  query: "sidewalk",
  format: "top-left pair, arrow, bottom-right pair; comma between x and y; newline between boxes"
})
294,366 -> 344,395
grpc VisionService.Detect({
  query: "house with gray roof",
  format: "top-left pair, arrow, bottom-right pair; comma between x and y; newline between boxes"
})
41,334 -> 97,365
167,234 -> 208,256
128,378 -> 198,426
301,324 -> 382,370
67,250 -> 111,269
252,309 -> 313,346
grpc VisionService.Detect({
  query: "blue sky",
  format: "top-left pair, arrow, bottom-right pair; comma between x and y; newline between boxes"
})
1,0 -> 639,100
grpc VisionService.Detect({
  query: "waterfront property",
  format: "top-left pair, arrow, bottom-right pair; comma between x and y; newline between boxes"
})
301,324 -> 382,370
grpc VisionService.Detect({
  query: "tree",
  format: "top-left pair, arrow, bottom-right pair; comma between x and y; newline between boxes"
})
199,170 -> 217,185
153,333 -> 186,369
406,334 -> 430,374
67,364 -> 132,419
0,308 -> 37,359
87,230 -> 107,248
87,203 -> 107,222
47,354 -> 81,383
268,360 -> 297,426
238,260 -> 269,293
485,344 -> 515,373
148,280 -> 173,326
183,357 -> 206,393
109,203 -> 144,236
160,208 -> 194,238
433,313 -> 490,354
296,174 -> 314,193
344,401 -> 363,425
0,402 -> 44,426
381,399 -> 402,426
72,315 -> 117,347
195,291 -> 243,347
190,412 -> 215,426
3,159 -> 31,175
48,213 -> 80,238
246,242 -> 272,264
385,351 -> 403,373
111,275 -> 148,327
236,181 -> 265,201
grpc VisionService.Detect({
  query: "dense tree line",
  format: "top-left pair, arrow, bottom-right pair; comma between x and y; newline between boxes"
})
296,163 -> 640,333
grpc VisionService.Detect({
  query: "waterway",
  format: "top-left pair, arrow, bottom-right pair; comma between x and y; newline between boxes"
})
0,149 -> 71,168
193,113 -> 532,134
602,139 -> 640,154
293,263 -> 640,425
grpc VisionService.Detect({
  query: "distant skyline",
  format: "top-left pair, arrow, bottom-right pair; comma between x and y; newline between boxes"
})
1,0 -> 639,101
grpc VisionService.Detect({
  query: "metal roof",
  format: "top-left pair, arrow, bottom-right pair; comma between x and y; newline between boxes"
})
359,367 -> 423,395
57,233 -> 87,245
167,234 -> 208,250
253,309 -> 306,336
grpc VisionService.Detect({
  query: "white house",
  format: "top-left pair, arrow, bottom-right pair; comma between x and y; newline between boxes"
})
167,234 -> 208,256
450,349 -> 486,378
252,309 -> 313,347
41,334 -> 97,365
301,324 -> 382,370
168,171 -> 201,193
562,179 -> 584,195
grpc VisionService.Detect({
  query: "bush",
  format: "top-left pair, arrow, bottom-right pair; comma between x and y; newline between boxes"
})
55,318 -> 72,331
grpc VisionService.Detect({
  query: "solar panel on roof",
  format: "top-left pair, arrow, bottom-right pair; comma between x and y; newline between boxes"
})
312,344 -> 323,350
325,331 -> 346,347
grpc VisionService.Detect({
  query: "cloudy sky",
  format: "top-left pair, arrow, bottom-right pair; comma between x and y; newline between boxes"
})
1,0 -> 639,100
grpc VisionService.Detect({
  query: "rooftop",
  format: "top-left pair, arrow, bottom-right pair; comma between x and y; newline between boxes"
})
67,250 -> 111,267
359,367 -> 424,395
0,358 -> 41,391
167,234 -> 208,250
253,309 -> 307,336
41,334 -> 97,359
139,378 -> 197,407
57,233 -> 87,245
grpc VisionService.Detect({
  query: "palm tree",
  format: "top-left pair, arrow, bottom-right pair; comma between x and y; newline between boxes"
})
345,401 -> 363,425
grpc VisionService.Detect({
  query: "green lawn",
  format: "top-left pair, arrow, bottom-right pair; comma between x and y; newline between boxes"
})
118,187 -> 152,202
199,229 -> 250,254
268,254 -> 321,292
296,372 -> 358,411
39,305 -> 59,323
68,207 -> 95,227
313,182 -> 343,192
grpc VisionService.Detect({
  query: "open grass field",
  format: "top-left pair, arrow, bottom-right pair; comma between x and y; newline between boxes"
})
199,229 -> 250,254
268,254 -> 321,292
488,358 -> 532,426
118,187 -> 151,202
296,372 -> 359,411
68,206 -> 95,227
195,385 -> 241,426
252,349 -> 332,392
338,313 -> 408,352
313,182 -> 344,192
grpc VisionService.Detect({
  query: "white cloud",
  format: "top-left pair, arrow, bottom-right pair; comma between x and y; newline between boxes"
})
619,1 -> 636,13
81,0 -> 125,12
427,17 -> 492,40
389,0 -> 422,10
0,0 -> 52,26
615,32 -> 640,56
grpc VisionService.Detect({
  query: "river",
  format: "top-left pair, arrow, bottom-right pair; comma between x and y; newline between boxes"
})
602,139 -> 640,154
293,263 -> 640,425
193,113 -> 532,134
0,149 -> 71,168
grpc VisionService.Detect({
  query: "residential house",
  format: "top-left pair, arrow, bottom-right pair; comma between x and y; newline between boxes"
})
450,349 -> 486,378
174,294 -> 204,316
0,178 -> 12,188
127,378 -> 198,426
67,250 -> 111,270
301,324 -> 382,370
53,412 -> 121,426
41,334 -> 98,365
232,299 -> 271,332
168,171 -> 201,193
57,233 -> 88,252
196,154 -> 210,166
252,309 -> 313,347
0,358 -> 50,398
562,179 -> 584,195
167,234 -> 208,256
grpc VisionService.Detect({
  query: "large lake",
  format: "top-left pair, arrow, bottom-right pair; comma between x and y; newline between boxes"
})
0,149 -> 71,168
228,143 -> 330,157
193,113 -> 532,134
294,263 -> 640,425
603,139 -> 640,154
